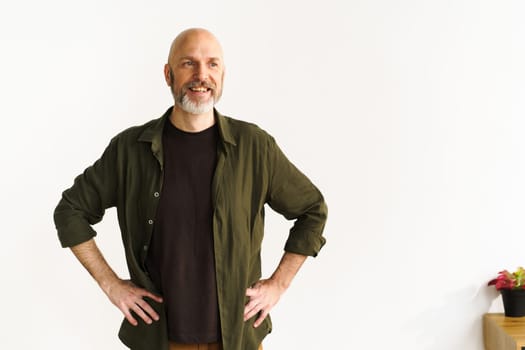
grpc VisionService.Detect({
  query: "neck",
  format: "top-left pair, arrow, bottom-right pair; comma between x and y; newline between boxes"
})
169,105 -> 215,132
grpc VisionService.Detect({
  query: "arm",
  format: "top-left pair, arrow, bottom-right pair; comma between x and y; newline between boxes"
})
55,139 -> 162,325
244,252 -> 307,328
243,136 -> 328,328
70,238 -> 163,326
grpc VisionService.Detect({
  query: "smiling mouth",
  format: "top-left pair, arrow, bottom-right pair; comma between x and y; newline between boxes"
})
189,87 -> 211,93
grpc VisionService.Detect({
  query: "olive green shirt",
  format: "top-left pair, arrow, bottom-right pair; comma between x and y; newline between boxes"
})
53,108 -> 327,350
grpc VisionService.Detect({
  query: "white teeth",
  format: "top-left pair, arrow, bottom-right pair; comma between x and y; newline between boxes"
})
190,87 -> 208,92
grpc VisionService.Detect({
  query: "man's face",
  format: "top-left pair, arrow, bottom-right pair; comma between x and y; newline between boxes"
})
165,31 -> 224,115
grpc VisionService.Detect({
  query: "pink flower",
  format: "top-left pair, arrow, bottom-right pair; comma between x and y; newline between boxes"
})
488,267 -> 525,291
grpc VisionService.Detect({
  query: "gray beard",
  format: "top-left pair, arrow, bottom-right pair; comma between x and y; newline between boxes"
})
179,94 -> 215,115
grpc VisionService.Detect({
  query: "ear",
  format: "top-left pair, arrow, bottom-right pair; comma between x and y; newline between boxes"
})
164,64 -> 172,86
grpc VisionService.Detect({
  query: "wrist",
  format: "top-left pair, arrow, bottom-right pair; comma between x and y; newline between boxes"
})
99,274 -> 121,296
269,274 -> 290,293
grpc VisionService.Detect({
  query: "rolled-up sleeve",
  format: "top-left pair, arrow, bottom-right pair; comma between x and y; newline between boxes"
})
53,138 -> 118,248
266,137 -> 327,257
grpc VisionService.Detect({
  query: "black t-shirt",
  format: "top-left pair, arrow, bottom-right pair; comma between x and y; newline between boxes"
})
145,120 -> 220,343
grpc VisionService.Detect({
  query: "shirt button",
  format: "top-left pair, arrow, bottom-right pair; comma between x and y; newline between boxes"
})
154,192 -> 160,197
143,245 -> 148,251
148,219 -> 154,225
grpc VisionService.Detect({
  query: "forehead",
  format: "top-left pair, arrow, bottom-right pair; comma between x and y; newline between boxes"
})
170,32 -> 223,62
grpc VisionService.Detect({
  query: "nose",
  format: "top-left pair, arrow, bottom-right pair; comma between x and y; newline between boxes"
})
194,63 -> 209,82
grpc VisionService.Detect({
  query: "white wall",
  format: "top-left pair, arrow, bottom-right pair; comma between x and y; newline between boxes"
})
1,0 -> 523,349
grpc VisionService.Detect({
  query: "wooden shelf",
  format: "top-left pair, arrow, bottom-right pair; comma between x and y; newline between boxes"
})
484,313 -> 525,350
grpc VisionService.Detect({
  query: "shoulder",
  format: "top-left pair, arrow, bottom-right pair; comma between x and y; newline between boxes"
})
220,114 -> 274,144
110,115 -> 165,145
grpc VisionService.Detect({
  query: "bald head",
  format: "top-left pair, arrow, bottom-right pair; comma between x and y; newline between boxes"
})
167,28 -> 224,65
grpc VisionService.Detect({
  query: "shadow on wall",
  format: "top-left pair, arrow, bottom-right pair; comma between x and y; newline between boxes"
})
405,284 -> 500,350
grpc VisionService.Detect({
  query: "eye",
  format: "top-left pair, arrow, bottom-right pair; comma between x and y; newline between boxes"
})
183,60 -> 194,66
209,62 -> 219,68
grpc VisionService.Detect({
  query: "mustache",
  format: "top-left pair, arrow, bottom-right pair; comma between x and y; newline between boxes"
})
184,80 -> 216,90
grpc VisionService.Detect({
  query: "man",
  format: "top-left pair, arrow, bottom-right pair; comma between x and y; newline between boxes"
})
54,28 -> 327,350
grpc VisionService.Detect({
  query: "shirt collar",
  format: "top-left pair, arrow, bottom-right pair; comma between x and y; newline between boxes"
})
137,106 -> 237,147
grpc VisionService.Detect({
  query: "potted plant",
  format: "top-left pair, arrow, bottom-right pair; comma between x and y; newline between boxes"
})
488,267 -> 525,317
